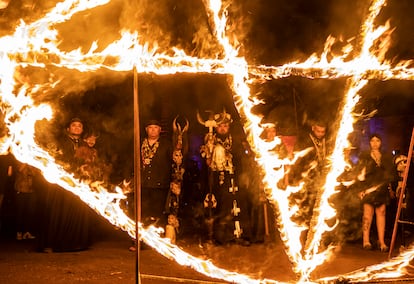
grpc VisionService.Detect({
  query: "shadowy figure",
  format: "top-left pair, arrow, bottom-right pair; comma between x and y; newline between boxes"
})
14,162 -> 37,240
38,117 -> 92,252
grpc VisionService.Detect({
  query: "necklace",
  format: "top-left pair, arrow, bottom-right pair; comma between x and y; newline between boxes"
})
309,133 -> 326,163
141,138 -> 159,166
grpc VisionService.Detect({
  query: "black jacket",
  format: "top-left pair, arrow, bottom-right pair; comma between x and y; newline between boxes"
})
141,137 -> 172,189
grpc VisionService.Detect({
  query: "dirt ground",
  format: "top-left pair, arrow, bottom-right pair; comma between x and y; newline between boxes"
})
1,217 -> 414,284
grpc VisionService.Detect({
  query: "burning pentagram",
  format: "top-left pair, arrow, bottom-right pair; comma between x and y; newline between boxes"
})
1,0 -> 414,283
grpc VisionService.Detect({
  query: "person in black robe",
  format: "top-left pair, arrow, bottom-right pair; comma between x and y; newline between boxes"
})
38,117 -> 91,252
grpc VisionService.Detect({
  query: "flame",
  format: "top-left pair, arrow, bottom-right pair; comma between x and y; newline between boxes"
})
1,0 -> 414,283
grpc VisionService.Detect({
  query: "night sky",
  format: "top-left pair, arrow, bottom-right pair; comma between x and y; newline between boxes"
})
1,0 -> 414,177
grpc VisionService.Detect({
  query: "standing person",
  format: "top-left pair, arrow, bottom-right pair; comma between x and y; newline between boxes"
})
199,110 -> 251,246
14,162 -> 37,240
357,133 -> 394,252
0,153 -> 14,231
391,154 -> 414,244
283,120 -> 329,188
295,120 -> 328,171
289,120 -> 329,199
285,120 -> 330,247
252,122 -> 286,243
129,119 -> 172,252
74,130 -> 112,184
141,119 -> 172,228
38,117 -> 92,252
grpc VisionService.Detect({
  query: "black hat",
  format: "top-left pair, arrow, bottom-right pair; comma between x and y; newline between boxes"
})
70,117 -> 82,123
145,119 -> 161,127
67,117 -> 83,127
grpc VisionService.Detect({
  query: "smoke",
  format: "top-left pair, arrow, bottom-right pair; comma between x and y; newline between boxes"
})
0,0 -> 59,35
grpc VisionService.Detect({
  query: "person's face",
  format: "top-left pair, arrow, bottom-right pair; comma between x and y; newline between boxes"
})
265,127 -> 277,141
146,124 -> 161,139
369,136 -> 382,151
312,125 -> 326,139
67,122 -> 83,137
84,136 -> 97,147
397,160 -> 407,172
216,122 -> 230,135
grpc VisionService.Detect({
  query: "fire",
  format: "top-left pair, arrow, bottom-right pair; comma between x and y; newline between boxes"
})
1,0 -> 414,283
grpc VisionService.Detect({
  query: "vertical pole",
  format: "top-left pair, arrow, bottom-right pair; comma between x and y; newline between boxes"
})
133,67 -> 142,283
263,202 -> 269,238
388,127 -> 414,258
293,88 -> 298,134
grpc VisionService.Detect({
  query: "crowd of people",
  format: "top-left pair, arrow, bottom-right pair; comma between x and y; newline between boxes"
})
0,110 -> 413,255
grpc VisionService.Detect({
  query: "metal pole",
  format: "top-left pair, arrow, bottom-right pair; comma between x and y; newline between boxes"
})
388,127 -> 414,258
133,67 -> 142,283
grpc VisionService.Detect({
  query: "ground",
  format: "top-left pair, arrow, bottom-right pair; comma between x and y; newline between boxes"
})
1,217 -> 414,284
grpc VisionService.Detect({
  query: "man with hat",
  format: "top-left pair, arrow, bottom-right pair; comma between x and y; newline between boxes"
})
37,116 -> 91,252
140,119 -> 172,228
58,117 -> 86,168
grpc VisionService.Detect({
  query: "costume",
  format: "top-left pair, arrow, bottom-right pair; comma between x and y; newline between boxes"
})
199,115 -> 251,245
357,150 -> 394,207
141,136 -> 172,227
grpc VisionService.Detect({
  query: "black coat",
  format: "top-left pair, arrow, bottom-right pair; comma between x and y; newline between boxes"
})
141,137 -> 172,189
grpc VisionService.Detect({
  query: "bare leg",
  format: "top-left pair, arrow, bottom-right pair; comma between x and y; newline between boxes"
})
362,203 -> 374,247
375,204 -> 387,250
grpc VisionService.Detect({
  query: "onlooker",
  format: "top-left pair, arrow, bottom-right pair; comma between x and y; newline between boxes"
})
389,154 -> 414,245
0,153 -> 14,230
58,117 -> 86,168
356,133 -> 394,252
75,130 -> 112,183
14,162 -> 37,240
38,117 -> 92,252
